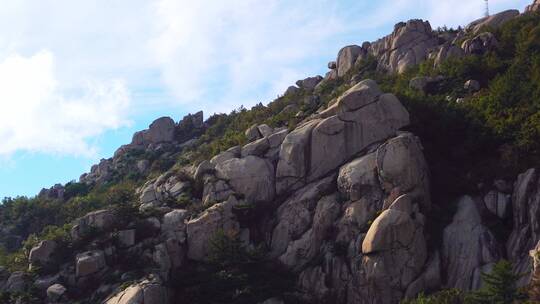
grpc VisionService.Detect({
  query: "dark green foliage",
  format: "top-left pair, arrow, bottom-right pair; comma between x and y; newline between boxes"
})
172,230 -> 297,303
468,260 -> 525,304
402,289 -> 465,304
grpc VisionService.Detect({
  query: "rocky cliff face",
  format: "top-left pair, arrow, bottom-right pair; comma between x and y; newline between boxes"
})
4,3 -> 540,304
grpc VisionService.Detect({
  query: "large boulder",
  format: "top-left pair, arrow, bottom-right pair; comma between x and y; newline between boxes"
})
369,20 -> 438,73
270,175 -> 336,258
375,133 -> 430,209
179,111 -> 204,129
434,43 -> 464,66
71,209 -> 116,241
28,240 -> 57,268
296,76 -> 323,90
526,0 -> 540,12
132,117 -> 176,146
361,203 -> 427,303
507,168 -> 540,285
275,119 -> 321,194
309,92 -> 409,182
186,196 -> 241,261
466,9 -> 519,34
462,32 -> 498,55
245,125 -> 262,142
104,277 -> 169,304
47,283 -> 67,302
442,196 -> 501,290
215,156 -> 275,204
336,45 -> 364,77
4,272 -> 29,292
162,209 -> 188,241
76,250 -> 106,277
278,194 -> 341,269
276,80 -> 410,195
338,152 -> 381,203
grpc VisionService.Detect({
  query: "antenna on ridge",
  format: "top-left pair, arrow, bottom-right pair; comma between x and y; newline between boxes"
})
484,0 -> 490,17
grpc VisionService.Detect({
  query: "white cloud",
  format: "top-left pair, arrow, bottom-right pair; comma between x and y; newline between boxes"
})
0,0 -> 531,159
0,50 -> 131,157
150,0 -> 346,113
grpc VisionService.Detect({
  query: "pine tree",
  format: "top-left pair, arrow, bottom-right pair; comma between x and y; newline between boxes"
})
468,260 -> 524,304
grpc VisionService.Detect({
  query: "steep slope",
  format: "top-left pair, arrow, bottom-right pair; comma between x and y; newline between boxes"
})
2,2 -> 540,304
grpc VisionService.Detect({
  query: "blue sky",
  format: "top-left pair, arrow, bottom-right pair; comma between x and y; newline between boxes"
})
0,0 -> 530,199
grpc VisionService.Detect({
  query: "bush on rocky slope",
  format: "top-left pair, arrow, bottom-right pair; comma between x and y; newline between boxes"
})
2,8 -> 540,304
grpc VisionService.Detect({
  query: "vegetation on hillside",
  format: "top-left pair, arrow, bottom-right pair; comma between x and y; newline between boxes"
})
1,10 -> 540,303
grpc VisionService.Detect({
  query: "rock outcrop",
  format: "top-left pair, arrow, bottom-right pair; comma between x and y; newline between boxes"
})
526,0 -> 540,12
276,80 -> 410,195
507,169 -> 540,284
442,196 -> 501,290
369,20 -> 438,73
104,277 -> 169,304
466,10 -> 519,34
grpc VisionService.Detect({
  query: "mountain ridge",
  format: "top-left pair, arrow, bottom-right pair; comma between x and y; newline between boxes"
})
2,2 -> 540,303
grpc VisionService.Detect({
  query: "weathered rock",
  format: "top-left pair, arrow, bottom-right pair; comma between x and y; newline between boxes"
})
241,137 -> 270,157
140,184 -> 163,206
466,9 -> 519,34
162,209 -> 188,241
71,209 -> 116,241
137,159 -> 150,174
278,194 -> 341,269
4,272 -> 29,292
202,178 -> 234,206
376,133 -> 430,209
258,124 -> 274,137
361,206 -> 427,302
409,76 -> 444,93
275,119 -> 321,194
210,146 -> 241,165
39,184 -> 65,200
117,229 -> 136,248
277,80 -> 410,196
245,125 -> 262,142
284,85 -> 300,96
507,168 -> 540,285
462,32 -> 498,55
530,240 -> 540,301
153,238 -> 185,279
404,251 -> 441,298
464,79 -> 481,92
526,0 -> 540,12
369,20 -> 438,73
483,190 -> 510,219
338,151 -> 378,197
104,277 -> 169,304
76,250 -> 106,277
80,158 -> 113,185
193,160 -> 215,183
328,61 -> 337,69
29,240 -> 57,268
132,117 -> 176,146
34,274 -> 60,291
296,76 -> 323,90
47,283 -> 67,302
260,298 -> 284,304
434,43 -> 464,66
442,196 -> 500,290
215,156 -> 275,204
337,45 -> 363,77
179,111 -> 204,129
271,175 -> 336,258
186,196 -> 241,261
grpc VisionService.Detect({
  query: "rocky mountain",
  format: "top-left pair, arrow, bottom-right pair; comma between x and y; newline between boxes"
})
2,2 -> 540,304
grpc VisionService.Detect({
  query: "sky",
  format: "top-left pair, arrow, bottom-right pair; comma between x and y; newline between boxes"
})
0,0 -> 531,199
